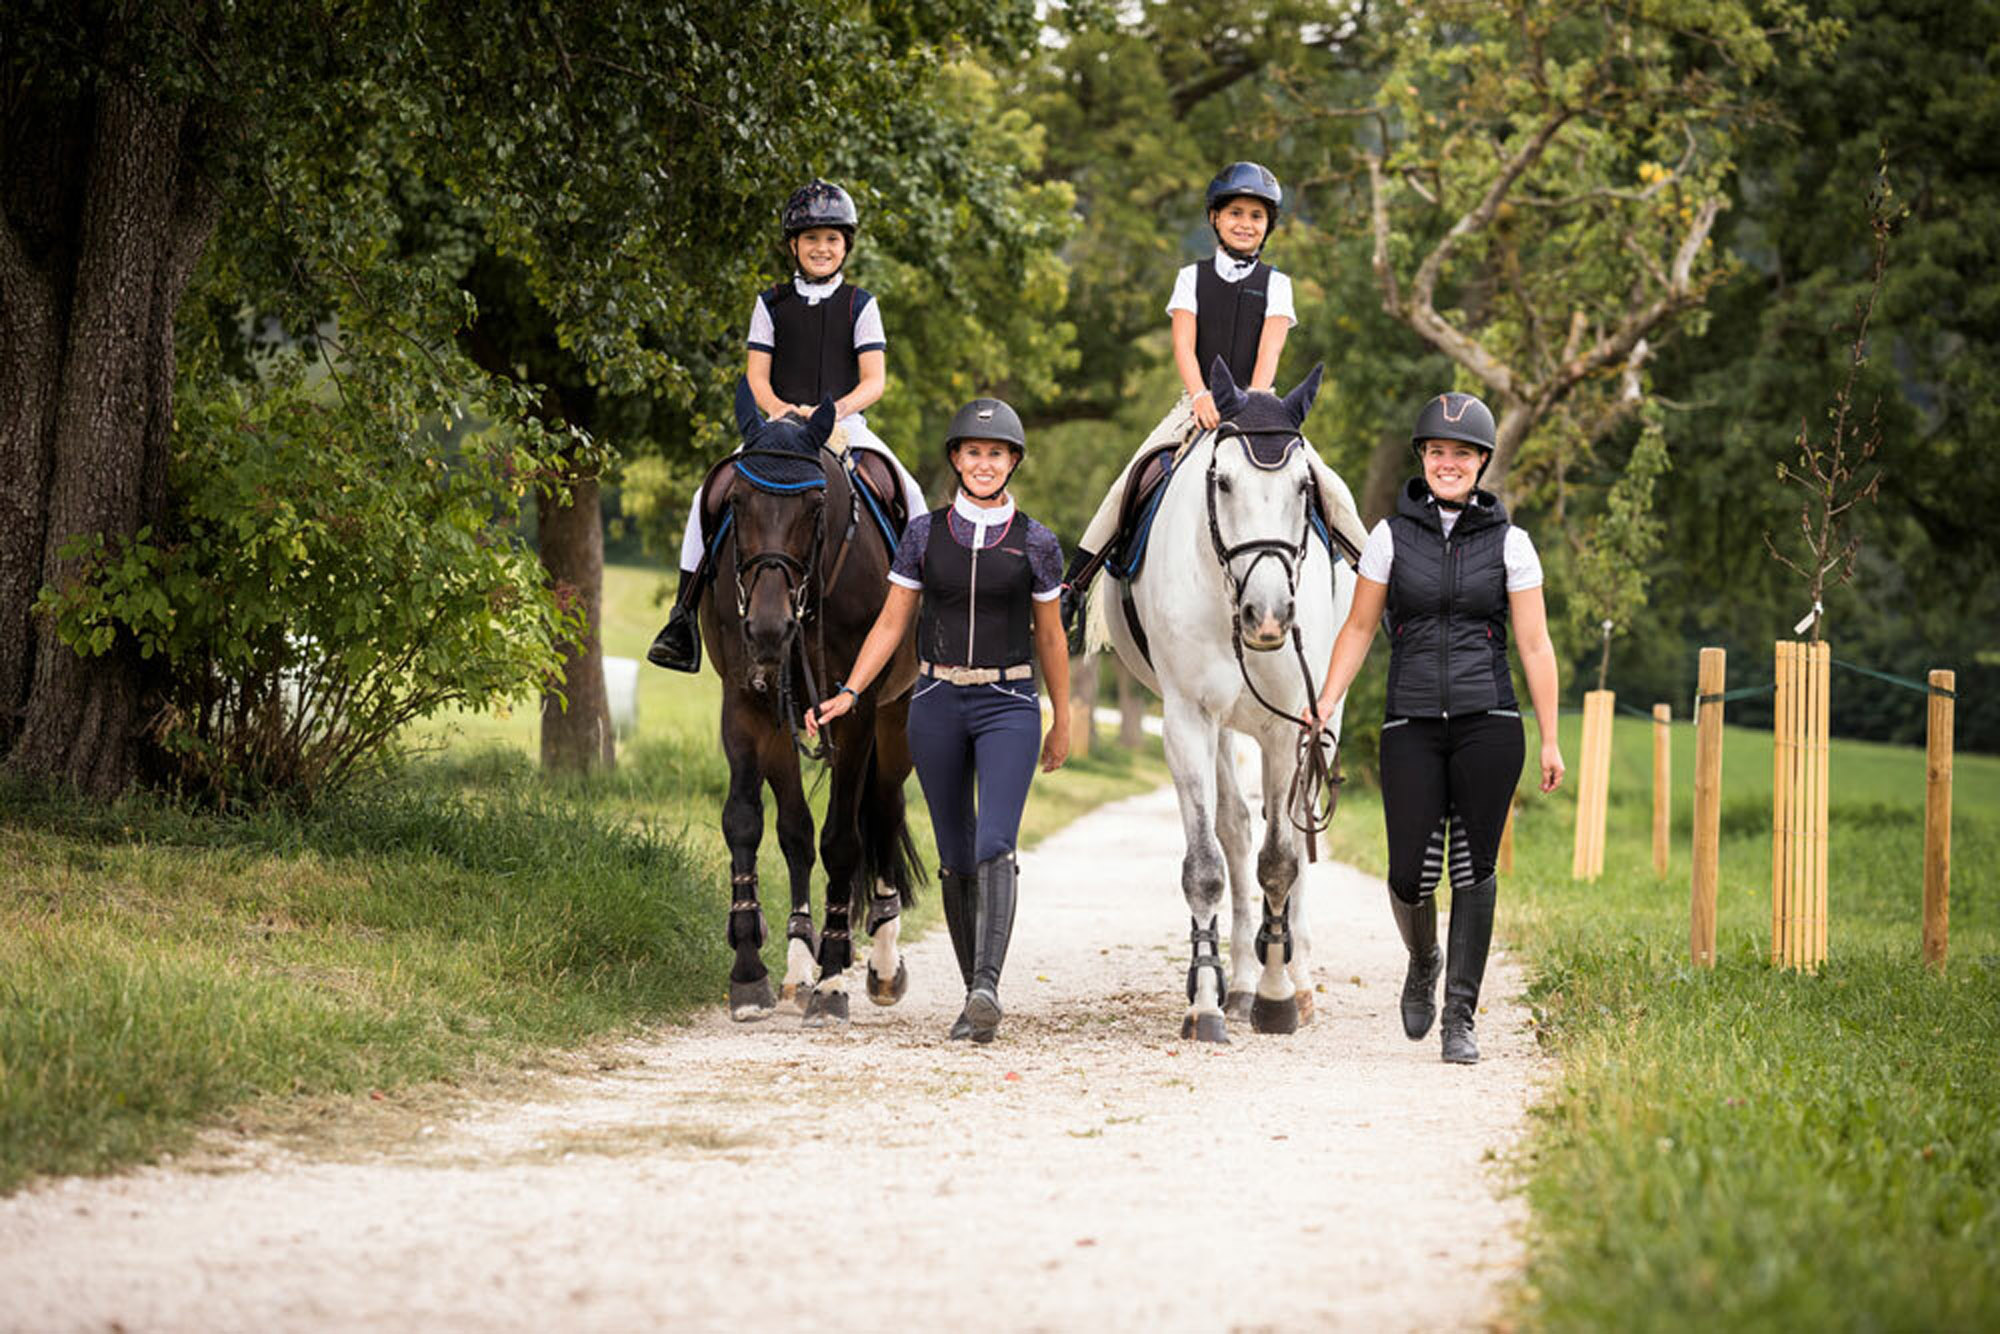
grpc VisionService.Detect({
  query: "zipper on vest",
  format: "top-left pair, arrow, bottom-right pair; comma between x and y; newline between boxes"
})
1440,535 -> 1455,718
967,527 -> 980,664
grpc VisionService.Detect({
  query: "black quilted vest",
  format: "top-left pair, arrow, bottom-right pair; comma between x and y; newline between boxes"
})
765,282 -> 864,407
1194,260 -> 1270,388
918,508 -> 1035,669
1384,479 -> 1519,718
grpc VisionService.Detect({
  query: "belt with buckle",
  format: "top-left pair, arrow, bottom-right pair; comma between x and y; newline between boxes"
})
919,661 -> 1035,686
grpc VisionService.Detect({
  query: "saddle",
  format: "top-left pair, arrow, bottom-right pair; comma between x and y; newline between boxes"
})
696,444 -> 909,563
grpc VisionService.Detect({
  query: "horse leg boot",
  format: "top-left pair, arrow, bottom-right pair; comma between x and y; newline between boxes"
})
939,868 -> 978,1040
1388,890 -> 1443,1040
1441,875 -> 1497,1064
647,561 -> 709,673
962,855 -> 1018,1044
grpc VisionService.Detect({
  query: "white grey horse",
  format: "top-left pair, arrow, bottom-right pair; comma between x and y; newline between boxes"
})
1091,360 -> 1358,1042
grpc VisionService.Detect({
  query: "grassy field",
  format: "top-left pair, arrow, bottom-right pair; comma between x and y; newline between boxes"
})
0,563 -> 1164,1193
1325,709 -> 2000,1332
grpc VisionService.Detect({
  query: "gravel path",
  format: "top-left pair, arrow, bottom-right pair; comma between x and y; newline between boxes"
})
0,780 -> 1547,1333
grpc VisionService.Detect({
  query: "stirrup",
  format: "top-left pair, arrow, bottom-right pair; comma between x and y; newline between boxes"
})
647,605 -> 701,673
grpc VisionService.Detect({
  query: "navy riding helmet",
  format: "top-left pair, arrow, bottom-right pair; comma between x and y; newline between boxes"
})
1206,161 -> 1283,261
782,180 -> 858,240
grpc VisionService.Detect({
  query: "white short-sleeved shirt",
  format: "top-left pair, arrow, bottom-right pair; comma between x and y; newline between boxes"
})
745,274 -> 886,354
1357,513 -> 1544,592
1166,251 -> 1296,327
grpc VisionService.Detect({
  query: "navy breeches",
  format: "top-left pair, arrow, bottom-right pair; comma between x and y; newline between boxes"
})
1379,711 -> 1524,904
906,676 -> 1042,872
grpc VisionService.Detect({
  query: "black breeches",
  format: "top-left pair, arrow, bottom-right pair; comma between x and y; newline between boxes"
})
1379,712 -> 1524,905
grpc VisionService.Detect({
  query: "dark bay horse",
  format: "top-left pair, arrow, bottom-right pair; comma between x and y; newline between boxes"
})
700,381 -> 922,1026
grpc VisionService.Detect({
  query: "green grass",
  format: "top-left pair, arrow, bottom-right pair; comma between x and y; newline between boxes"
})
0,562 -> 1165,1193
1326,712 -> 2000,1331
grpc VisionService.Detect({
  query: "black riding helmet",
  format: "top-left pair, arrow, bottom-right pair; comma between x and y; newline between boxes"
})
1206,162 -> 1283,261
944,397 -> 1026,500
1411,391 -> 1497,483
782,180 -> 858,274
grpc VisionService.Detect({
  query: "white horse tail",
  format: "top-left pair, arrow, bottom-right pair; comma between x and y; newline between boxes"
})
1084,573 -> 1117,655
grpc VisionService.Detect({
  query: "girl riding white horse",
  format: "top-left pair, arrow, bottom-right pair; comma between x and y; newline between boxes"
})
1093,358 -> 1358,1043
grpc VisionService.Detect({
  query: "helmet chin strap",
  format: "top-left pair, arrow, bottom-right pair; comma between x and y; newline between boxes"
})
1211,224 -> 1262,264
956,476 -> 1008,503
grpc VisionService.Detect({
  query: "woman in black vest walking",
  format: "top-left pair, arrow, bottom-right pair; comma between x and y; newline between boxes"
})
808,398 -> 1071,1043
1310,392 -> 1564,1063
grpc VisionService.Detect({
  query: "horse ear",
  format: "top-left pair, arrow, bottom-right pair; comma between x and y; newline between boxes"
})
1207,356 -> 1246,420
806,395 -> 838,447
1282,363 -> 1325,428
734,377 -> 762,441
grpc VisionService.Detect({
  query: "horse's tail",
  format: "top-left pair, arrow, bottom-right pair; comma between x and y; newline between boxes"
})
852,740 -> 924,924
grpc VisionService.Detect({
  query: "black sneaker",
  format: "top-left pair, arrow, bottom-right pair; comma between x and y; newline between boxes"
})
646,607 -> 701,673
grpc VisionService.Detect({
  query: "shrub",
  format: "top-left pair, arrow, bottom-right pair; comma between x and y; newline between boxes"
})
39,377 -> 578,806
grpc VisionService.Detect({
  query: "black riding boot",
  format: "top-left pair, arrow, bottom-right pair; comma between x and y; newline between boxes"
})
1441,875 -> 1497,1064
646,565 -> 706,673
1388,890 -> 1442,1040
939,868 -> 977,1040
961,854 -> 1018,1044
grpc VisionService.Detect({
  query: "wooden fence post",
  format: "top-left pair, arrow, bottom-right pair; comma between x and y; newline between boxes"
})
1772,640 -> 1794,966
1653,703 -> 1671,878
1924,668 -> 1955,970
1774,641 -> 1831,971
1691,647 -> 1725,968
1572,689 -> 1613,881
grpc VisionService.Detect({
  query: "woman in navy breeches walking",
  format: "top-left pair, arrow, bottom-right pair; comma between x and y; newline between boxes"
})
808,397 -> 1071,1043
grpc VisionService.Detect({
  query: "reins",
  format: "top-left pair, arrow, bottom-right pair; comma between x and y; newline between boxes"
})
1203,425 -> 1344,861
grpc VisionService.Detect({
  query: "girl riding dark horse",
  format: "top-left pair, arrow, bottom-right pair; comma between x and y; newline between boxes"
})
700,379 -> 923,1026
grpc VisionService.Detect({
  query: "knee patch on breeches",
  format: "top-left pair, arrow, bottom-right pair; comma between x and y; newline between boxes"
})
1391,811 -> 1476,905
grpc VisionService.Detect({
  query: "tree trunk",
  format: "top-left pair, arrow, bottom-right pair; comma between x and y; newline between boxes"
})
1115,657 -> 1146,749
1485,397 -> 1535,499
537,471 -> 615,774
2,77 -> 214,795
1066,648 -> 1098,758
1358,426 -> 1411,528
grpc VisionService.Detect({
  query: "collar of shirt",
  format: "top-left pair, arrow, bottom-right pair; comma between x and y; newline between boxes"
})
793,273 -> 841,304
1211,250 -> 1259,283
951,490 -> 1016,545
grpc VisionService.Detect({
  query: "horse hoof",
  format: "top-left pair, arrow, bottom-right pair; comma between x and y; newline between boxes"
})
1250,994 -> 1300,1035
729,976 -> 775,1022
779,981 -> 815,1013
1295,988 -> 1316,1027
1181,1012 -> 1231,1045
802,989 -> 850,1029
1224,990 -> 1254,1023
865,960 -> 909,1007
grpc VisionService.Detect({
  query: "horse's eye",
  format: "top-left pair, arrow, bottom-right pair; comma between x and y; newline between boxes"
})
1216,476 -> 1233,494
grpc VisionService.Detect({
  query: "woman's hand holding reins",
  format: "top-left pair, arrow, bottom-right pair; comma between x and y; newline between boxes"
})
804,686 -> 856,738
